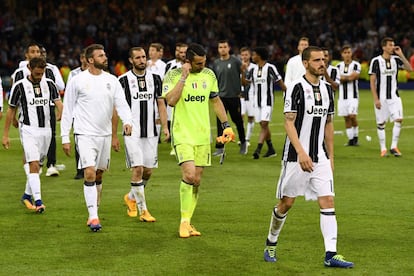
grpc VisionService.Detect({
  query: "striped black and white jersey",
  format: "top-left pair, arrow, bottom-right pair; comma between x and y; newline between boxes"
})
242,62 -> 257,101
118,70 -> 163,138
322,65 -> 340,89
368,55 -> 403,100
12,61 -> 65,90
165,59 -> 182,75
8,76 -> 60,128
247,62 -> 282,107
282,76 -> 334,163
337,60 -> 361,100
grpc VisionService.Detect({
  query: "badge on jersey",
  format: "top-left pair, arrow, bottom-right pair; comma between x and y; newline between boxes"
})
314,92 -> 321,102
192,83 -> 198,89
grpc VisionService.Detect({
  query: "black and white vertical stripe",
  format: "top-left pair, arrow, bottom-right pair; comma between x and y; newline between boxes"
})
8,78 -> 59,128
118,71 -> 162,138
248,63 -> 282,107
337,60 -> 361,100
368,55 -> 403,100
282,77 -> 334,163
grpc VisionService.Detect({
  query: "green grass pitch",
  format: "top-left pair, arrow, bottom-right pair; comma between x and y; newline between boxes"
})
0,89 -> 413,275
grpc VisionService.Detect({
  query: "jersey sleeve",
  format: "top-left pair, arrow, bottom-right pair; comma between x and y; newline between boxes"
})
162,68 -> 181,98
284,82 -> 301,113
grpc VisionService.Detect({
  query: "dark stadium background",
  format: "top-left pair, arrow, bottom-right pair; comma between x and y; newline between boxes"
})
1,0 -> 414,89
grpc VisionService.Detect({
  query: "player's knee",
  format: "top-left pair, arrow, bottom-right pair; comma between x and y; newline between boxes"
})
377,122 -> 386,130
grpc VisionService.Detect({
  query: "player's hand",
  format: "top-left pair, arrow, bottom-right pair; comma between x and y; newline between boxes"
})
112,136 -> 120,152
374,99 -> 381,109
62,143 -> 71,157
181,62 -> 191,79
123,124 -> 132,136
162,128 -> 170,142
217,127 -> 235,144
2,136 -> 10,149
298,151 -> 313,172
394,46 -> 402,56
12,117 -> 18,128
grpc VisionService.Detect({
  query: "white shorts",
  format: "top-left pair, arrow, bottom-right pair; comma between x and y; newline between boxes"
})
75,135 -> 111,171
374,98 -> 403,123
241,98 -> 256,117
255,106 -> 273,122
276,159 -> 335,201
20,125 -> 51,163
124,135 -> 158,168
337,98 -> 358,116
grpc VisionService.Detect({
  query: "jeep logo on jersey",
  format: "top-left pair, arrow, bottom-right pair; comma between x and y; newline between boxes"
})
133,92 -> 153,100
29,98 -> 49,106
184,94 -> 205,102
306,106 -> 328,117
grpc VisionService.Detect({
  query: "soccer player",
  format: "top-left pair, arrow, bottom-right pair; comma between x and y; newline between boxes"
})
263,46 -> 353,268
163,43 -> 235,238
243,47 -> 286,159
240,47 -> 257,150
67,48 -> 89,180
61,44 -> 132,232
114,47 -> 169,222
40,46 -> 66,177
284,37 -> 309,88
12,43 -> 65,177
321,48 -> 340,92
147,43 -> 167,142
2,57 -> 63,213
337,45 -> 361,146
369,37 -> 412,157
212,39 -> 247,155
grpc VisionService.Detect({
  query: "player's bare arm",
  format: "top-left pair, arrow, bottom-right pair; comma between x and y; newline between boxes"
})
55,100 -> 63,121
111,109 -> 120,152
165,62 -> 190,107
394,46 -> 413,72
157,98 -> 170,142
2,106 -> 17,149
284,112 -> 313,172
369,74 -> 381,109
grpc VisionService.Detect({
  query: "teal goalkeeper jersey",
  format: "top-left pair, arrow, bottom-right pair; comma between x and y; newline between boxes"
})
163,67 -> 219,146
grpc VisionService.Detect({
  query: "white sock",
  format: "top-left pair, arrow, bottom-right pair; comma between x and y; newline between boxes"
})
353,126 -> 359,138
23,164 -> 32,195
131,181 -> 147,213
391,122 -> 401,149
246,121 -> 254,141
346,128 -> 353,140
320,208 -> 337,253
267,207 -> 287,243
377,127 -> 386,150
28,173 -> 41,201
84,183 -> 98,219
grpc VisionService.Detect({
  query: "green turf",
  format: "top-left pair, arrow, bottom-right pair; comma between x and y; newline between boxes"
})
1,90 -> 414,275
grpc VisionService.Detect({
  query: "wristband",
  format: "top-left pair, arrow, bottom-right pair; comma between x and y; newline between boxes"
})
179,78 -> 186,83
221,121 -> 231,129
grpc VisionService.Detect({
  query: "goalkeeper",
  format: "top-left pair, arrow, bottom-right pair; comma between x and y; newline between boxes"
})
163,43 -> 235,238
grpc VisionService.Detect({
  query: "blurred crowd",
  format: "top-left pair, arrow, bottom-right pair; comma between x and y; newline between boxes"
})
1,0 -> 414,87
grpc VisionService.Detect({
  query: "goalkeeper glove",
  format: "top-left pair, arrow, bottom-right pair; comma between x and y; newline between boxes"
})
217,122 -> 235,144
